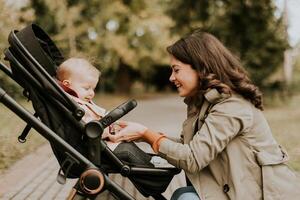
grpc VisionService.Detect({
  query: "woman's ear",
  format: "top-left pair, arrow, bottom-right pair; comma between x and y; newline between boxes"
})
62,80 -> 71,87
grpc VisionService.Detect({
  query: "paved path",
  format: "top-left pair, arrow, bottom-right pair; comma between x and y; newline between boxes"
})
0,95 -> 187,199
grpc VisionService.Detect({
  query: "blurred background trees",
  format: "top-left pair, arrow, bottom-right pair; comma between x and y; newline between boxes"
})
168,0 -> 288,88
0,0 -> 297,96
0,0 -> 34,97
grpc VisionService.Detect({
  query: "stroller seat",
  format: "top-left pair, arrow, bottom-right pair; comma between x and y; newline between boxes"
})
0,24 -> 180,200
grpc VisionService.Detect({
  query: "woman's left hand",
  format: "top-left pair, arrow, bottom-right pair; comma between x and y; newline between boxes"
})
107,121 -> 148,143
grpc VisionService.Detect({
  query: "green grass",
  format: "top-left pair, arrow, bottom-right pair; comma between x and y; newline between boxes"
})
0,92 -> 300,172
0,100 -> 45,171
264,94 -> 300,171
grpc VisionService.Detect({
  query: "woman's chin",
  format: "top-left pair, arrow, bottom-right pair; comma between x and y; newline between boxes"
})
178,90 -> 196,98
178,91 -> 187,97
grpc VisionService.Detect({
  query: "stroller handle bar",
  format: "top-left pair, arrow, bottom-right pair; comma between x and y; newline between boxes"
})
101,99 -> 137,128
85,99 -> 137,139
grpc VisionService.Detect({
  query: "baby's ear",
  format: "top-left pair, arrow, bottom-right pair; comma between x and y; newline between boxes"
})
62,80 -> 71,87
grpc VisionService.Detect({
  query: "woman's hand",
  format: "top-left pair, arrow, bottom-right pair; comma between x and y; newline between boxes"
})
107,121 -> 148,143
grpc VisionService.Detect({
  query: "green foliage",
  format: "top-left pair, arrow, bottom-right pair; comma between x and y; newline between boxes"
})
168,0 -> 288,87
0,1 -> 35,98
80,0 -> 174,70
29,0 -> 175,92
30,0 -> 57,34
0,1 -> 35,51
0,0 -> 290,94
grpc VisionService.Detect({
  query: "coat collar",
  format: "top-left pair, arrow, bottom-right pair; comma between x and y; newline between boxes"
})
204,88 -> 231,104
184,89 -> 231,115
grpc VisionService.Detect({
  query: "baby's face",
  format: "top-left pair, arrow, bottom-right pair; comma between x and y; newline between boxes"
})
69,72 -> 98,102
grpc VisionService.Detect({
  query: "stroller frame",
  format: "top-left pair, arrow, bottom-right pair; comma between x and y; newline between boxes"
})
0,24 -> 180,200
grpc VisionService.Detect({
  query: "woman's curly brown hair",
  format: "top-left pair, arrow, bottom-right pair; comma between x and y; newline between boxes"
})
167,29 -> 263,110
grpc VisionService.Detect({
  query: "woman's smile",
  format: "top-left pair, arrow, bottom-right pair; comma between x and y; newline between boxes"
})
169,56 -> 199,97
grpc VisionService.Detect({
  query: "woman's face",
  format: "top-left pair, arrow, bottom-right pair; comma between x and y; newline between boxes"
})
169,56 -> 199,97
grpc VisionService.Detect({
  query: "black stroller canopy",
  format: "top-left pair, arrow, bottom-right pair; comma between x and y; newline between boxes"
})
14,23 -> 64,76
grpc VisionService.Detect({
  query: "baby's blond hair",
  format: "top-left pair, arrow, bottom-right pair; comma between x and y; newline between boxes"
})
57,58 -> 100,81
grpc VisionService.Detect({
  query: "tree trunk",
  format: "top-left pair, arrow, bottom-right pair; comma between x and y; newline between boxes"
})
115,59 -> 133,94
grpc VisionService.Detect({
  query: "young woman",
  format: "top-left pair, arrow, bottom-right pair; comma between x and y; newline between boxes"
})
108,29 -> 300,200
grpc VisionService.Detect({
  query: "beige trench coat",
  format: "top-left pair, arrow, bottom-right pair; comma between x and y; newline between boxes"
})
158,89 -> 300,200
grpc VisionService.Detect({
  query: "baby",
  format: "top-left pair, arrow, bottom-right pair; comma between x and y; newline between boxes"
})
56,57 -> 153,167
56,58 -> 105,123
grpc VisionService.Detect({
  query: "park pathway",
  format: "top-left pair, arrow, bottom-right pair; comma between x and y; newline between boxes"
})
0,95 -> 187,200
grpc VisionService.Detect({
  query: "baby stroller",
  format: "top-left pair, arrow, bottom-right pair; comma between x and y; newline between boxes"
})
0,24 -> 180,200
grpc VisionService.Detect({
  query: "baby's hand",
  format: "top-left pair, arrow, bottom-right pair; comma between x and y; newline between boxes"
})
102,122 -> 125,141
106,121 -> 147,143
101,128 -> 110,139
113,123 -> 122,133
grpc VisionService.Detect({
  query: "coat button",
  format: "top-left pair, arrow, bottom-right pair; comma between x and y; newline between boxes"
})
223,184 -> 230,193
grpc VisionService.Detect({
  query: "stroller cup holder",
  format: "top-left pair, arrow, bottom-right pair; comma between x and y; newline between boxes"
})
0,23 -> 181,200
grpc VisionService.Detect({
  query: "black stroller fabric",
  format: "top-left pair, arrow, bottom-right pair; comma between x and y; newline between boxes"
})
27,85 -> 87,177
129,172 -> 176,197
15,24 -> 64,76
113,142 -> 154,168
7,23 -> 179,197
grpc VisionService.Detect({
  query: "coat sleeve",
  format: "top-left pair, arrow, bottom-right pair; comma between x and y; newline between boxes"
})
166,134 -> 184,143
158,97 -> 253,173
